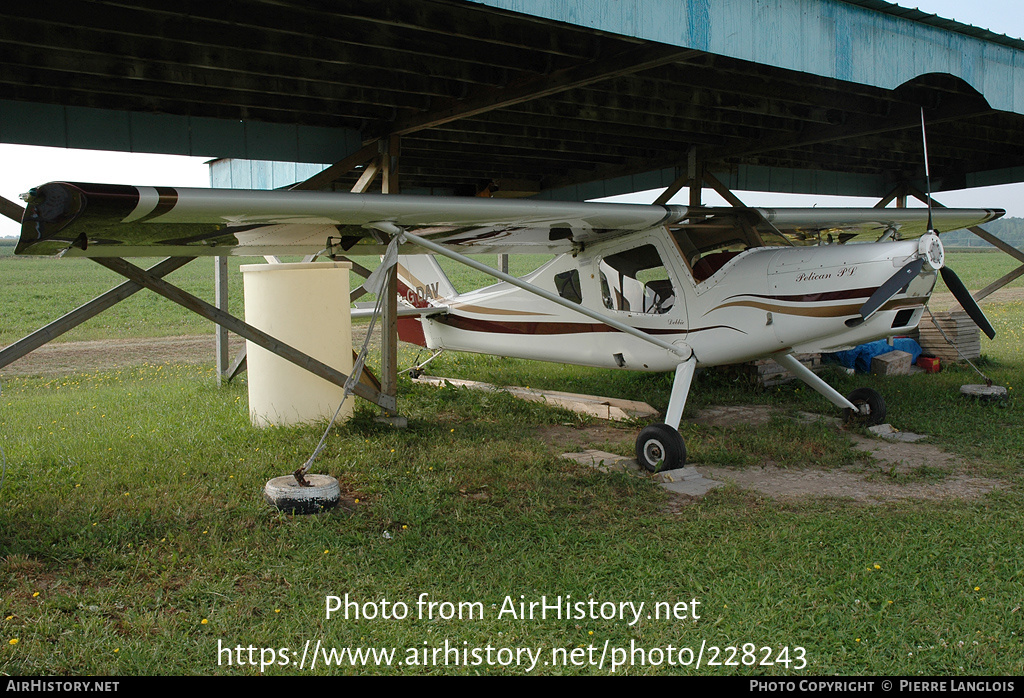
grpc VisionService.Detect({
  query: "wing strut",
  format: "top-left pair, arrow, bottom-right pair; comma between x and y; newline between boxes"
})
0,257 -> 195,371
362,223 -> 693,361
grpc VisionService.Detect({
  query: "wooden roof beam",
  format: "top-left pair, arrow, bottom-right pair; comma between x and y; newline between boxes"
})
289,142 -> 379,191
374,44 -> 700,139
703,99 -> 994,165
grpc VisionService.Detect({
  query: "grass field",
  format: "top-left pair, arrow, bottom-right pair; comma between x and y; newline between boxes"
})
0,246 -> 1023,675
0,247 -> 1020,347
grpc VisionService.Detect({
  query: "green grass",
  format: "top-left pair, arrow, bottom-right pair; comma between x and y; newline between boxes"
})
1,249 -> 1015,347
0,343 -> 1022,675
0,253 -> 553,346
934,250 -> 1024,294
1,248 -> 1023,674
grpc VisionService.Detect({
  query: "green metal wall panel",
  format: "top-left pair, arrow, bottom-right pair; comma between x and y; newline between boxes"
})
0,100 -> 362,164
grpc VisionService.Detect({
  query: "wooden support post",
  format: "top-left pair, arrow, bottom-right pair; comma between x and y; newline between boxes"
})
91,257 -> 391,411
214,256 -> 230,386
0,257 -> 194,370
288,142 -> 379,192
227,347 -> 248,381
653,170 -> 689,206
351,159 -> 382,193
654,147 -> 702,207
379,135 -> 401,418
873,184 -> 905,209
687,148 -> 702,208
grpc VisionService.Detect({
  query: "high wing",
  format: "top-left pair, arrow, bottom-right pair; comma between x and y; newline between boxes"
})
758,207 -> 1005,244
15,182 -> 1004,257
16,182 -> 687,257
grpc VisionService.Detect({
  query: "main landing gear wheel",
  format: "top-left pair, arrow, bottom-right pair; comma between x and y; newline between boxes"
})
842,388 -> 886,427
635,423 -> 686,473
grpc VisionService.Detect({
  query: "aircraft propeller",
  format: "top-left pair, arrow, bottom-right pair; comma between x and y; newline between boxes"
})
939,265 -> 996,339
853,109 -> 996,340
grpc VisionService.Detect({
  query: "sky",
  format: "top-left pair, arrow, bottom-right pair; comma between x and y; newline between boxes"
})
2,0 -> 1023,238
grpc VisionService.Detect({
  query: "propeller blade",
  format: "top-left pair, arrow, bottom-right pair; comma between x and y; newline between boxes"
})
940,266 -> 996,340
858,258 -> 924,321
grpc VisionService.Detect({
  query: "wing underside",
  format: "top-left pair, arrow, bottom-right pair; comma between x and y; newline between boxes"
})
14,182 -> 1004,257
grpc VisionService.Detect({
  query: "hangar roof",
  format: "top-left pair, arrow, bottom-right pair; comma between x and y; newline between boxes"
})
1,0 -> 1023,199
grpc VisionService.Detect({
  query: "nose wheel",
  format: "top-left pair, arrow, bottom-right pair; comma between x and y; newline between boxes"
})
635,423 -> 686,473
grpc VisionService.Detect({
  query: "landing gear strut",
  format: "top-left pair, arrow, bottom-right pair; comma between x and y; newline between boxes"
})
635,357 -> 696,473
773,353 -> 887,427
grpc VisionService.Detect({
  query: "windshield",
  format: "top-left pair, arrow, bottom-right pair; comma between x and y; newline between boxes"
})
667,211 -> 790,283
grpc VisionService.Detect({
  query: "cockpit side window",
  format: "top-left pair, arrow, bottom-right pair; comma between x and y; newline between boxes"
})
554,269 -> 583,304
598,244 -> 675,314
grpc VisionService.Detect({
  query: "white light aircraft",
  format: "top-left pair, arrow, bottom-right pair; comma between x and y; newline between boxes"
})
15,181 -> 1002,471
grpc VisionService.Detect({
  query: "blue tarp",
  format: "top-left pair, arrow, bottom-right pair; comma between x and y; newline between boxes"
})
827,339 -> 923,374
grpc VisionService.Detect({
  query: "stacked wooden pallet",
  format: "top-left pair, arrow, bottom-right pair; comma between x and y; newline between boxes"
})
915,311 -> 981,361
743,353 -> 823,387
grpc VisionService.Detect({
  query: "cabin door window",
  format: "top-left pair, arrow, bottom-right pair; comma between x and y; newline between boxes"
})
598,244 -> 675,314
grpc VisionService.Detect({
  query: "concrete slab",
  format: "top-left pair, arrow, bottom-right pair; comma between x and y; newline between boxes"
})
562,451 -> 724,496
561,449 -> 637,472
659,476 -> 725,497
867,423 -> 928,443
653,466 -> 704,483
961,384 -> 1009,402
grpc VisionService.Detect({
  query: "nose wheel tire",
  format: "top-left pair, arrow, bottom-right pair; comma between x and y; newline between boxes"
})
842,387 -> 886,426
635,424 -> 686,473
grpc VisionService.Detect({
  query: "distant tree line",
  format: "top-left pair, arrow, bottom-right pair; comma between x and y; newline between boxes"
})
941,217 -> 1024,250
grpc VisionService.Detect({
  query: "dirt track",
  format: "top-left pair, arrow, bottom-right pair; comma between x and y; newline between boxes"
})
0,335 -> 245,376
692,405 -> 1002,503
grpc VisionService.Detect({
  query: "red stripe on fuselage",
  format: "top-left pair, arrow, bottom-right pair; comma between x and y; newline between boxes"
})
431,314 -> 698,336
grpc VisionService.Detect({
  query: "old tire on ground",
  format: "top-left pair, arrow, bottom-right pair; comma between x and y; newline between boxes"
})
842,387 -> 886,426
264,474 -> 341,514
635,423 -> 686,473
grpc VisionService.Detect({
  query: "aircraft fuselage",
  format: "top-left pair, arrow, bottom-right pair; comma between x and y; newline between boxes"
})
414,231 -> 934,371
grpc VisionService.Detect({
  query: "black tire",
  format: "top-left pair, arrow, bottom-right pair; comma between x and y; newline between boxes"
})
842,387 -> 886,426
635,423 -> 686,473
